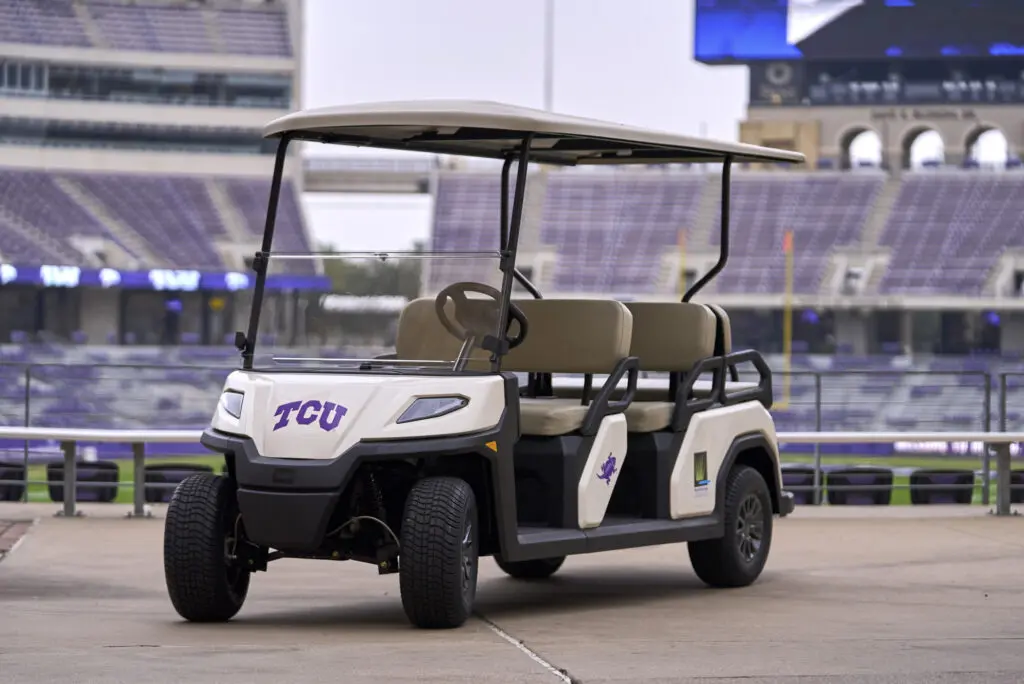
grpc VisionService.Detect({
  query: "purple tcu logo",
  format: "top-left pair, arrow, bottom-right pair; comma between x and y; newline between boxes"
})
597,454 -> 617,485
272,400 -> 348,432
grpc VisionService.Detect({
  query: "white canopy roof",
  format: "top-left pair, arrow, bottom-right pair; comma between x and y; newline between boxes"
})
263,99 -> 805,166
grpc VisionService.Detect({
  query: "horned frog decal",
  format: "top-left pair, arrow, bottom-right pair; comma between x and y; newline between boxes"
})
597,453 -> 617,485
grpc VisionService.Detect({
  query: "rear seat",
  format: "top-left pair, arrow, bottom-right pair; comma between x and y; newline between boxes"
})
620,302 -> 717,433
705,303 -> 732,355
705,303 -> 738,382
393,296 -> 635,437
508,299 -> 633,436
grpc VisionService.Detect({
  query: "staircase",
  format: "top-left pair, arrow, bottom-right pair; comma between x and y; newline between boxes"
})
54,177 -> 165,267
858,175 -> 902,250
688,172 -> 721,250
73,1 -> 108,48
205,179 -> 254,244
200,8 -> 226,53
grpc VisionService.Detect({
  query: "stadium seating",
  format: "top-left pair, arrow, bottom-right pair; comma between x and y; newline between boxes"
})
878,172 -> 1024,295
708,172 -> 885,294
540,172 -> 705,293
0,169 -> 314,273
426,171 -> 504,289
0,0 -> 292,57
428,168 -> 1024,296
0,346 -> 1020,438
0,0 -> 91,48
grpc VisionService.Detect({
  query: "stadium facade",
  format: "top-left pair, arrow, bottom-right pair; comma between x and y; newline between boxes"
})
0,0 -> 321,347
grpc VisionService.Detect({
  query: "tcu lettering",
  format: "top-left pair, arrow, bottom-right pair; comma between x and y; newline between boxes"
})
273,400 -> 348,432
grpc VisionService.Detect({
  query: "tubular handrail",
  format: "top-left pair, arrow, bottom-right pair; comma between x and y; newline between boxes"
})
0,427 -> 1021,518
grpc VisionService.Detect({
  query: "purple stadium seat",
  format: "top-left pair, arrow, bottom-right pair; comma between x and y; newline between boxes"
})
879,173 -> 1024,295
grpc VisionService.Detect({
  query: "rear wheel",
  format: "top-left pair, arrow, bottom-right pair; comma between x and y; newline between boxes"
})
688,464 -> 773,588
163,473 -> 250,622
494,555 -> 565,580
399,476 -> 479,629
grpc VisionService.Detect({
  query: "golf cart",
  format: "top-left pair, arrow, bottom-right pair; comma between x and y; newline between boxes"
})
163,100 -> 801,629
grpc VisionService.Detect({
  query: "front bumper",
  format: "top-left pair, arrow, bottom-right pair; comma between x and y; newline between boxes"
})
200,428 -> 350,551
778,490 -> 796,517
200,423 -> 507,552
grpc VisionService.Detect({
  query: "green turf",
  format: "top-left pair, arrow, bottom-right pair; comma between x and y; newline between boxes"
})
11,452 -> 1012,507
21,455 -> 226,505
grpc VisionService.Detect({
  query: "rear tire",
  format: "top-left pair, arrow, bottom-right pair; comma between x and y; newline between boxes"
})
163,473 -> 250,622
399,476 -> 479,629
688,464 -> 773,588
494,555 -> 565,580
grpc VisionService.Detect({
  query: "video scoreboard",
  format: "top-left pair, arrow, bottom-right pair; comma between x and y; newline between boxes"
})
695,0 -> 1024,107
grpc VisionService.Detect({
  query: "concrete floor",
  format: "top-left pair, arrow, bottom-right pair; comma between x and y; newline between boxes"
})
1,502 -> 1023,684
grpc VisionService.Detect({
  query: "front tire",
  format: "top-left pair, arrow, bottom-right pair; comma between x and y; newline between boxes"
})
399,476 -> 479,629
688,464 -> 773,588
163,473 -> 250,622
494,555 -> 565,580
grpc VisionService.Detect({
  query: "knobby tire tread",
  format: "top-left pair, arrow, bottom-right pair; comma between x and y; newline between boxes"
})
163,473 -> 249,622
399,476 -> 477,629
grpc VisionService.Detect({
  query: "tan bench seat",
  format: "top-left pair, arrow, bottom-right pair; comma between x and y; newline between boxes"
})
622,401 -> 674,433
518,397 -> 592,436
618,301 -> 717,433
509,298 -> 633,437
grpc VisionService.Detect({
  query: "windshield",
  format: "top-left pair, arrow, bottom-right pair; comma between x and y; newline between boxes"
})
244,149 -> 531,374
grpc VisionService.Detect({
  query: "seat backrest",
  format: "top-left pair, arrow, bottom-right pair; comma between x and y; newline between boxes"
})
704,303 -> 733,356
623,302 -> 716,372
393,297 -> 632,374
394,297 -> 490,366
504,298 -> 632,374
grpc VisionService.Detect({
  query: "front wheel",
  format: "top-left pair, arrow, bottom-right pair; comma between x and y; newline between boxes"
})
494,555 -> 565,580
399,476 -> 479,629
163,473 -> 250,622
688,464 -> 773,588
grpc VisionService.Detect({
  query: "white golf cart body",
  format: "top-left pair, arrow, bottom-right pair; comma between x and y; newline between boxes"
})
177,99 -> 803,629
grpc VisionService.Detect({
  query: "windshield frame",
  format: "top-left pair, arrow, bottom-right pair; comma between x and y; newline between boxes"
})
235,133 -> 539,375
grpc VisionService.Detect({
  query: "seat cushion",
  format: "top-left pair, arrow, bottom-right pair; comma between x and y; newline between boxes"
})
624,401 -> 673,433
519,397 -> 590,436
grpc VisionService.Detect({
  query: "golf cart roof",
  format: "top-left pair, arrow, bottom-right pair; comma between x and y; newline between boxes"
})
263,99 -> 806,166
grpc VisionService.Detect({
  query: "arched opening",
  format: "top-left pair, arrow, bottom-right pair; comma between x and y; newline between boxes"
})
903,127 -> 944,170
841,128 -> 882,170
965,127 -> 1010,169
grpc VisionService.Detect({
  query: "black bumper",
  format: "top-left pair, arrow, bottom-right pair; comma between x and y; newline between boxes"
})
200,428 -> 352,551
778,490 -> 796,517
200,422 -> 509,552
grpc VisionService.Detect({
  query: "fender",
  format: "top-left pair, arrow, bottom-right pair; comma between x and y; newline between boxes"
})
714,430 -> 783,514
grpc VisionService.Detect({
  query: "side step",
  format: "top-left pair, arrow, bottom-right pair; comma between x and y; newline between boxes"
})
508,515 -> 722,562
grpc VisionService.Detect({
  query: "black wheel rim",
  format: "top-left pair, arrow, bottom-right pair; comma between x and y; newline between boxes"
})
736,495 -> 764,562
461,521 -> 475,596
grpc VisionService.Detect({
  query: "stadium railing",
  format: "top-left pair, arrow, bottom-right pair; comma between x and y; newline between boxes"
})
0,363 -> 1022,517
0,426 -> 1020,519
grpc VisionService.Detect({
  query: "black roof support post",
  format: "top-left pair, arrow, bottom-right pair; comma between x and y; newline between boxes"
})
240,134 -> 291,369
683,154 -> 732,303
501,155 -> 543,300
491,135 -> 534,371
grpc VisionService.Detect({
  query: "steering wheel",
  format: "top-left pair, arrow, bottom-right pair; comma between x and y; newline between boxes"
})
434,281 -> 528,352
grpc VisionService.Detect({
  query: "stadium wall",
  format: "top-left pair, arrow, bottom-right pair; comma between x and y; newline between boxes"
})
742,105 -> 1022,169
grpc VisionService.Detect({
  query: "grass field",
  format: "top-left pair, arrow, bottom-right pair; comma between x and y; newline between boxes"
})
9,452 -> 1015,507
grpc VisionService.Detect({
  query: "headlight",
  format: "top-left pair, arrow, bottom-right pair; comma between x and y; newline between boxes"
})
397,396 -> 468,424
218,390 -> 244,419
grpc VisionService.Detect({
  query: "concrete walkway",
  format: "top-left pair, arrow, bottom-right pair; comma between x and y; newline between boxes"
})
1,503 -> 1023,683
